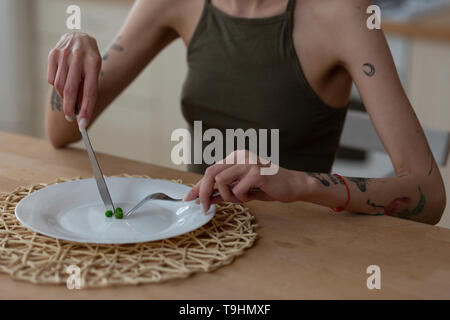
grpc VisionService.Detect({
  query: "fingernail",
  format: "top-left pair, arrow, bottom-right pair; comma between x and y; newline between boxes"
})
78,118 -> 87,131
182,194 -> 187,202
202,203 -> 208,213
65,115 -> 73,122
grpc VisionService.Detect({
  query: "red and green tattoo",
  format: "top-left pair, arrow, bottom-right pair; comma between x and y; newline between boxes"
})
366,186 -> 426,218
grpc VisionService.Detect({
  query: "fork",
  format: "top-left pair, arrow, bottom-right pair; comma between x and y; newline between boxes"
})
124,188 -> 260,218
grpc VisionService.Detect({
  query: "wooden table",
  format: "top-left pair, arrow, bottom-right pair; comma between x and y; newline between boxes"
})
1,131 -> 450,299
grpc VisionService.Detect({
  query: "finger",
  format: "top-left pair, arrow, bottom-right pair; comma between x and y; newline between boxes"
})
77,55 -> 101,130
232,168 -> 264,203
215,166 -> 248,203
54,50 -> 70,98
62,58 -> 82,122
76,79 -> 84,115
47,49 -> 59,85
215,182 -> 240,204
183,179 -> 202,202
199,163 -> 233,212
209,192 -> 225,205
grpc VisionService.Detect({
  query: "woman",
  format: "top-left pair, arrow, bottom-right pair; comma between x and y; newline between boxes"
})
46,0 -> 446,224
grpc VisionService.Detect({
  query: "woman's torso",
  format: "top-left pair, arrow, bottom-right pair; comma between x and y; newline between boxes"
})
172,0 -> 353,173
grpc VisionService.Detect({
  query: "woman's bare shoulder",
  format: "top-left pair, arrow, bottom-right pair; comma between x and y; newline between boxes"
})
295,0 -> 371,26
293,0 -> 377,61
163,0 -> 205,42
157,0 -> 204,30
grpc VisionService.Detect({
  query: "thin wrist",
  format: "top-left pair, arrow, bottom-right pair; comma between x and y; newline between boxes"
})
291,171 -> 321,202
296,171 -> 348,208
331,174 -> 351,212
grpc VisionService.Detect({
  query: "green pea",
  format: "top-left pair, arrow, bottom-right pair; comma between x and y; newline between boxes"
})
115,207 -> 123,219
105,210 -> 113,218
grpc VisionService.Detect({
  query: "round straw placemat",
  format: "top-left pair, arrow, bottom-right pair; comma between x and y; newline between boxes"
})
0,175 -> 258,288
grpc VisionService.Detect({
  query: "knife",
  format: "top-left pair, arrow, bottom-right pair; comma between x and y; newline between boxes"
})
75,102 -> 115,214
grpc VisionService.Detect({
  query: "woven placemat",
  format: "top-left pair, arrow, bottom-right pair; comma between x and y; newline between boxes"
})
0,175 -> 257,288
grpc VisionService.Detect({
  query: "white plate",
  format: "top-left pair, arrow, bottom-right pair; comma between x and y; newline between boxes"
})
15,177 -> 215,244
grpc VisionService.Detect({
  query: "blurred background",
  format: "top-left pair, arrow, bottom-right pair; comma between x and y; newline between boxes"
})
1,0 -> 450,228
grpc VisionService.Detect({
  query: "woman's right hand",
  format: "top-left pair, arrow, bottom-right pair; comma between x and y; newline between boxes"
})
47,32 -> 102,130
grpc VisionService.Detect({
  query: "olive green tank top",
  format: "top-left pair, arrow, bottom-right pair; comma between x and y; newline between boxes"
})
181,0 -> 348,174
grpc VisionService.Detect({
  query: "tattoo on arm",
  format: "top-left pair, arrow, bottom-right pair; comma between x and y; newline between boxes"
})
363,63 -> 375,77
327,174 -> 339,185
50,87 -> 62,111
100,35 -> 124,77
307,173 -> 330,187
307,173 -> 345,187
111,43 -> 124,52
348,177 -> 371,192
366,186 -> 426,219
366,199 -> 386,211
101,35 -> 124,61
307,174 -> 372,192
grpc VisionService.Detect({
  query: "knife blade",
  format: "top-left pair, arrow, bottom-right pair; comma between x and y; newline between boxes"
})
80,129 -> 115,214
75,103 -> 115,214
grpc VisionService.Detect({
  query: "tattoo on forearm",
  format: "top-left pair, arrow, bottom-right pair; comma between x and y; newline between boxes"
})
366,186 -> 426,218
348,177 -> 371,192
307,173 -> 346,187
111,43 -> 124,52
307,173 -> 330,187
363,63 -> 375,77
366,199 -> 386,211
397,187 -> 426,218
354,211 -> 385,216
327,174 -> 339,185
102,35 -> 124,61
50,87 -> 62,111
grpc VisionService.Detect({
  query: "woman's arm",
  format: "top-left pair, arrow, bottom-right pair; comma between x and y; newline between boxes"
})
321,0 -> 446,224
45,0 -> 179,147
185,0 -> 446,225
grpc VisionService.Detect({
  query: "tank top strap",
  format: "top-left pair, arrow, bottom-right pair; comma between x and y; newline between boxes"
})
286,0 -> 296,12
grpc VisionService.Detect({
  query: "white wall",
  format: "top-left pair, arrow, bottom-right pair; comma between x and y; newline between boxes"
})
0,0 -> 33,135
30,0 -> 188,170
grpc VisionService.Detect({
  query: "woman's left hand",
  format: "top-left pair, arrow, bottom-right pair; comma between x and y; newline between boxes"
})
183,150 -> 309,212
